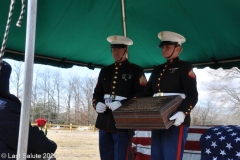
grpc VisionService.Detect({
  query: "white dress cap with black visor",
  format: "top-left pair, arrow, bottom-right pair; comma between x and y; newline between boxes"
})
158,31 -> 186,47
107,35 -> 133,48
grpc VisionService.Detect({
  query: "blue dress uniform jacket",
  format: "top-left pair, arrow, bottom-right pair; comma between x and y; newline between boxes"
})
143,57 -> 198,126
93,60 -> 146,132
0,94 -> 57,160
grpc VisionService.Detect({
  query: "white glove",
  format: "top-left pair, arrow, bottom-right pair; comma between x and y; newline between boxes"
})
96,102 -> 107,113
169,111 -> 186,126
108,101 -> 122,111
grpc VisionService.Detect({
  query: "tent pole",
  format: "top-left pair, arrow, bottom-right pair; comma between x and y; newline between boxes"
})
121,4 -> 132,157
121,0 -> 129,59
17,0 -> 37,159
121,0 -> 127,37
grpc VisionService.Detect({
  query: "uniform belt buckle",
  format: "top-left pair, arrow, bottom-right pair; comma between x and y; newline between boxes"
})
157,92 -> 163,96
111,95 -> 116,100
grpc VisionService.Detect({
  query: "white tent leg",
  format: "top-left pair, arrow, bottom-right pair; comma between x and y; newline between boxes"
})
17,0 -> 37,159
121,0 -> 129,60
121,0 -> 127,37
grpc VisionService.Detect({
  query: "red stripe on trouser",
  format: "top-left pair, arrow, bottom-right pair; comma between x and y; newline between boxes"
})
176,125 -> 184,160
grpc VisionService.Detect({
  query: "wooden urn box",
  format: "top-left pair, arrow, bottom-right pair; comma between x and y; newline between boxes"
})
112,95 -> 183,129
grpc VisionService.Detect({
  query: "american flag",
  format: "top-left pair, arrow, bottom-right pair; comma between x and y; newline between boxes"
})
131,126 -> 210,160
200,125 -> 240,160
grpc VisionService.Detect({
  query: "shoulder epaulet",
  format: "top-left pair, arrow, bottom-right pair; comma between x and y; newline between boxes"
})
101,64 -> 114,71
179,60 -> 191,64
129,62 -> 141,68
179,60 -> 185,62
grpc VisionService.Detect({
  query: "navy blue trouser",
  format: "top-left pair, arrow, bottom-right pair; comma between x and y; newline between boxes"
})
151,125 -> 189,160
99,129 -> 129,160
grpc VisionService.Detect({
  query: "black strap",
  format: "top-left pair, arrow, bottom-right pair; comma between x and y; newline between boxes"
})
166,45 -> 177,59
127,129 -> 135,160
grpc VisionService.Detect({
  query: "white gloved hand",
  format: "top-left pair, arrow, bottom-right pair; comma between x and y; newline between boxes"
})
96,102 -> 107,113
108,101 -> 122,111
169,111 -> 186,126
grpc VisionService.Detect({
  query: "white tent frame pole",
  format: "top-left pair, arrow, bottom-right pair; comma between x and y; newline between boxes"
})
121,0 -> 129,59
17,0 -> 37,159
121,0 -> 127,37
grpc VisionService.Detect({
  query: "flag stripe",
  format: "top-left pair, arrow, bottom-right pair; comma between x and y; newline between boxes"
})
134,145 -> 151,155
184,141 -> 201,151
132,137 -> 151,146
188,127 -> 210,134
134,130 -> 151,137
186,133 -> 202,141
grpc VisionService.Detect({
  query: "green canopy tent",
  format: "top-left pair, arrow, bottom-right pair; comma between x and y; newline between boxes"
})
1,0 -> 240,159
1,0 -> 240,71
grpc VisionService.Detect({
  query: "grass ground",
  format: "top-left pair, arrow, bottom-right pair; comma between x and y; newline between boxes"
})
47,129 -> 100,160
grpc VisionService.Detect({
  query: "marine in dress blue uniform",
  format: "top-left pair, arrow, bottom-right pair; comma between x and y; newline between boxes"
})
92,35 -> 147,160
143,31 -> 198,160
0,61 -> 57,160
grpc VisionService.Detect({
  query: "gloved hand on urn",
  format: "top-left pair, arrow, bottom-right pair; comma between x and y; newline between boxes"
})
169,111 -> 185,126
108,101 -> 122,111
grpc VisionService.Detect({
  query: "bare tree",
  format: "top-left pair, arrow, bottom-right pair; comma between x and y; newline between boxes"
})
10,62 -> 23,99
31,68 -> 41,122
71,77 -> 85,124
62,77 -> 74,124
80,76 -> 97,125
69,76 -> 97,125
51,71 -> 65,123
9,61 -> 99,125
196,67 -> 240,125
207,68 -> 240,108
38,68 -> 56,121
191,99 -> 223,125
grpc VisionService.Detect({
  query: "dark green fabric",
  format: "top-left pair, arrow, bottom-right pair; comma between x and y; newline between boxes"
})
1,0 -> 240,70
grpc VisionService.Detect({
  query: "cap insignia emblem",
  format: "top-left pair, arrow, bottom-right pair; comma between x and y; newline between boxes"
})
160,32 -> 163,38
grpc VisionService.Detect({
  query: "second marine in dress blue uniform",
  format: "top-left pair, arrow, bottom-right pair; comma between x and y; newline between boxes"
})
143,31 -> 198,160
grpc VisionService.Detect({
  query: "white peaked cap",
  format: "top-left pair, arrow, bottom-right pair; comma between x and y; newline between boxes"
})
158,31 -> 186,45
107,35 -> 133,46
